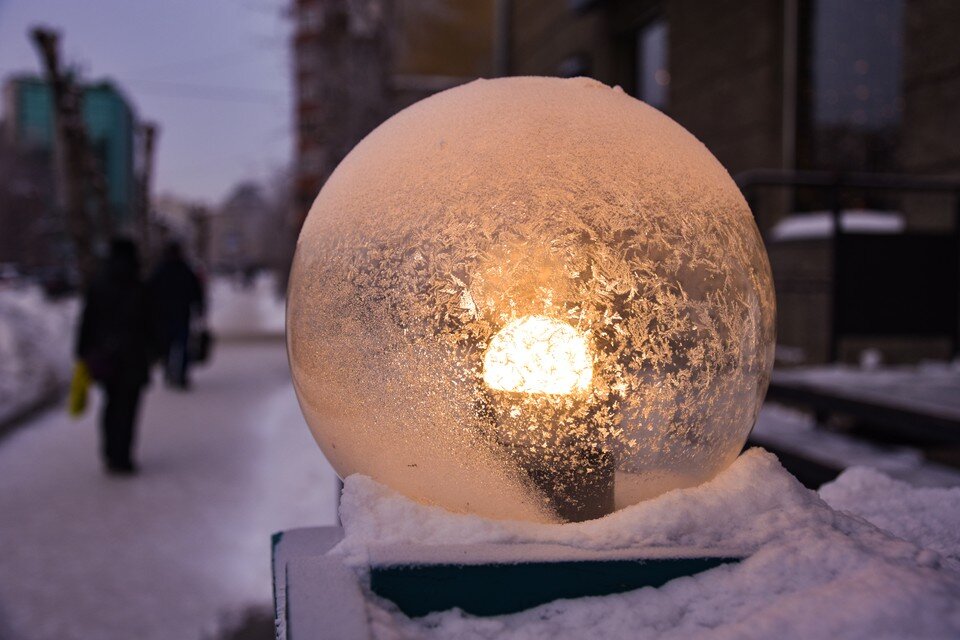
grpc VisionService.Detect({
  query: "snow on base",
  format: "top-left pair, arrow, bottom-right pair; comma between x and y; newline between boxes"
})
821,467 -> 960,569
0,286 -> 77,425
333,449 -> 960,639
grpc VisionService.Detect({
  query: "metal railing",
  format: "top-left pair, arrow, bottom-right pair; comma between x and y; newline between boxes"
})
736,169 -> 960,362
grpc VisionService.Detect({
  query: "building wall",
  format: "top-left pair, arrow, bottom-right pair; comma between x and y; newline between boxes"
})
901,0 -> 960,177
292,0 -> 497,222
393,0 -> 495,78
899,0 -> 960,356
5,77 -> 55,149
667,0 -> 785,178
288,0 -> 497,290
0,135 -> 58,269
83,83 -> 137,225
292,0 -> 393,224
509,0 -> 788,193
2,76 -> 138,227
208,183 -> 277,272
510,0 -> 612,79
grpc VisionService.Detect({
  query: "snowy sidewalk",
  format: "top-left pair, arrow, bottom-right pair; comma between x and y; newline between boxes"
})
208,275 -> 286,341
0,341 -> 338,640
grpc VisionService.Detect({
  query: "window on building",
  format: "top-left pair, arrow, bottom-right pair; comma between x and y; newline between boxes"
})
635,18 -> 669,110
797,0 -> 903,173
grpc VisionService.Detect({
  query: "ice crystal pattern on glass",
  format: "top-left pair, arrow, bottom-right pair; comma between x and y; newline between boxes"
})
287,76 -> 776,523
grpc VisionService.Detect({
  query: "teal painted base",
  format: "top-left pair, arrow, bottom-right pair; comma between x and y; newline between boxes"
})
371,555 -> 740,618
272,527 -> 745,638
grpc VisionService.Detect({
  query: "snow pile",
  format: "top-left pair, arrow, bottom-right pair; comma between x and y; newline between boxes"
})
333,449 -> 960,639
821,467 -> 960,569
0,286 -> 78,425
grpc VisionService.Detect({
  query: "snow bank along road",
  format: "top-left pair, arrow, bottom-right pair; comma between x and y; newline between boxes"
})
0,340 -> 338,640
0,286 -> 76,429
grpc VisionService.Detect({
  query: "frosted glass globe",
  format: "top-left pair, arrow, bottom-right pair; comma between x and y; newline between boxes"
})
287,76 -> 775,523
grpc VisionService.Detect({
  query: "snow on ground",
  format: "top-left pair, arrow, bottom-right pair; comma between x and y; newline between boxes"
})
752,359 -> 960,488
0,309 -> 336,639
0,273 -> 284,428
0,286 -> 77,426
821,467 -> 960,565
335,451 -> 960,639
208,273 -> 286,339
752,403 -> 960,488
771,361 -> 960,423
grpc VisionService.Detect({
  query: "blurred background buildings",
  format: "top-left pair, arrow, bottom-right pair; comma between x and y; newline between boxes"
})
500,0 -> 959,364
4,77 -> 138,223
0,2 -> 959,639
208,181 -> 286,274
291,0 -> 495,221
1,75 -> 141,287
2,0 -> 955,365
291,0 -> 960,365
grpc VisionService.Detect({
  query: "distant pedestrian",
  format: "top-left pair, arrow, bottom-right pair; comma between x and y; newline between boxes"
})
76,239 -> 155,475
149,241 -> 205,389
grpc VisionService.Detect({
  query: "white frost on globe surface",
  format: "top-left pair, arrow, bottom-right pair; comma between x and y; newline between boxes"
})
329,451 -> 960,640
287,76 -> 775,523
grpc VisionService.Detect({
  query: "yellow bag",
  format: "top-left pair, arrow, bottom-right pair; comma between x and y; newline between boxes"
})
68,361 -> 91,418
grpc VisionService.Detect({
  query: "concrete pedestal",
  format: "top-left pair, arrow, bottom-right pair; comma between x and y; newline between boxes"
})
272,526 -> 742,640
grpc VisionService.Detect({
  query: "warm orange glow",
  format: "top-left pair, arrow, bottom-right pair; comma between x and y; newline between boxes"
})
288,76 -> 777,523
482,316 -> 592,395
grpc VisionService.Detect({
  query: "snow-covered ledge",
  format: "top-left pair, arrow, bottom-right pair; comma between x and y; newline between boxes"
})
273,448 -> 960,639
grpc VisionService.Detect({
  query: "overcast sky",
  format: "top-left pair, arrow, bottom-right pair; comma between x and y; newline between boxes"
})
0,0 -> 291,205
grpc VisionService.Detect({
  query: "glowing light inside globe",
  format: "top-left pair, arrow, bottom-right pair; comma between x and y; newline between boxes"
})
483,316 -> 592,395
287,76 -> 776,524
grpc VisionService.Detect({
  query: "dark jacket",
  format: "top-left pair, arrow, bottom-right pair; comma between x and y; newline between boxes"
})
149,257 -> 204,332
76,254 -> 156,386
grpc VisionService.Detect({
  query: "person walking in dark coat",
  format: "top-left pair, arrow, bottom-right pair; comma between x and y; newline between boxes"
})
76,239 -> 155,475
149,241 -> 204,389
